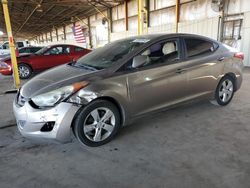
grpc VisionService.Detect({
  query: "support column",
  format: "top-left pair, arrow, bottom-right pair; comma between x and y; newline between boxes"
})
56,28 -> 58,41
137,0 -> 143,35
50,31 -> 52,42
87,17 -> 93,48
63,25 -> 66,40
175,0 -> 180,33
2,0 -> 20,88
125,0 -> 128,31
138,0 -> 149,35
146,0 -> 150,27
108,8 -> 113,35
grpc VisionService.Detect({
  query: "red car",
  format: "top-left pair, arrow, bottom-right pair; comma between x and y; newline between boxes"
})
0,44 -> 91,79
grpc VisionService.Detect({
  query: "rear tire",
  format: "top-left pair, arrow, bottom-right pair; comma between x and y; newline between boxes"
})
214,75 -> 235,106
73,100 -> 121,147
18,64 -> 32,79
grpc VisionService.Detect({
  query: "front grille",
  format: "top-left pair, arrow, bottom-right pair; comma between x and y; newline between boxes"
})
16,91 -> 27,107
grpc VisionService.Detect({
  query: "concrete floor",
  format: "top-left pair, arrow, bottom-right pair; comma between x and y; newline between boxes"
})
0,70 -> 250,188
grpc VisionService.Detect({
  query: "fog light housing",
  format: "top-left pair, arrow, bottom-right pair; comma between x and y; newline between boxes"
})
40,122 -> 55,132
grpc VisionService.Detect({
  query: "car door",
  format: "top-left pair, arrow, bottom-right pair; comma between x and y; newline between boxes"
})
125,39 -> 188,116
181,37 -> 221,99
33,45 -> 71,70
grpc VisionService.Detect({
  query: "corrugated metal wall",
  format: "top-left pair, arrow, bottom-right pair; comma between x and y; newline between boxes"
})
178,17 -> 219,40
33,0 -> 250,66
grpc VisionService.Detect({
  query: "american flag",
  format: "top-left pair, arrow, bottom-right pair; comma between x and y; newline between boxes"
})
72,24 -> 86,43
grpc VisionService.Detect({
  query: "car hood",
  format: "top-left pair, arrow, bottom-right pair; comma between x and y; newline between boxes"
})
20,64 -> 107,98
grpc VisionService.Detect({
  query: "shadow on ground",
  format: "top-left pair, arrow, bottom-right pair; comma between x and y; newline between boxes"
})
0,69 -> 250,188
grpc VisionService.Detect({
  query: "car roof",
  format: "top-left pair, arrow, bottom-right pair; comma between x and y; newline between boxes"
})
116,33 -> 218,43
19,46 -> 42,49
48,44 -> 82,47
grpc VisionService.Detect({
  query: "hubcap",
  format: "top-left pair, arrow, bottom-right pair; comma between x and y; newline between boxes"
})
219,79 -> 234,103
83,107 -> 115,142
18,66 -> 30,78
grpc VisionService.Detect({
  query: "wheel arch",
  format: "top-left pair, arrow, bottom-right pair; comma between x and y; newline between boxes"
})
71,96 -> 126,131
222,72 -> 237,91
96,96 -> 126,126
19,62 -> 33,71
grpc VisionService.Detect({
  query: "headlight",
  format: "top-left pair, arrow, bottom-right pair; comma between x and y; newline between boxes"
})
31,81 -> 88,107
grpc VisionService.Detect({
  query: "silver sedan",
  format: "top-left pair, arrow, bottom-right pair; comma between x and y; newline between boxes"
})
13,33 -> 244,147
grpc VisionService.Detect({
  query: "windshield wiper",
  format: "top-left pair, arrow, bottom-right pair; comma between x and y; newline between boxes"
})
75,63 -> 99,71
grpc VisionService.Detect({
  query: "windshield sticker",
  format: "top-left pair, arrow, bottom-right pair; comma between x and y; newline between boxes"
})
132,39 -> 150,43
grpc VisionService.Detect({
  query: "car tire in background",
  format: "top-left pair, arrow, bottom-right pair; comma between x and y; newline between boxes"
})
73,100 -> 121,147
214,75 -> 235,106
18,63 -> 32,79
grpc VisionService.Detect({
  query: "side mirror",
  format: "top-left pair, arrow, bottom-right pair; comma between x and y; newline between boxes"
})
132,55 -> 147,68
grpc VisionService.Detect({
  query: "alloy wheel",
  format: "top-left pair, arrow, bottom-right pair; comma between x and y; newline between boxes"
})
83,107 -> 115,142
18,65 -> 30,78
219,79 -> 234,103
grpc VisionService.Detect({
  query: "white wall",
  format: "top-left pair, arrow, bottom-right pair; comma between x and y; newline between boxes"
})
178,17 -> 219,40
242,11 -> 250,66
31,0 -> 250,66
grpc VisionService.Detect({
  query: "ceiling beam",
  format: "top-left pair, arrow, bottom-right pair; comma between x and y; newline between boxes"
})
15,0 -> 44,35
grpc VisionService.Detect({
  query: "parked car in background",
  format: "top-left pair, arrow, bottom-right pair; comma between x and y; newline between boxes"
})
13,34 -> 244,147
0,44 -> 91,79
0,46 -> 43,60
0,41 -> 29,56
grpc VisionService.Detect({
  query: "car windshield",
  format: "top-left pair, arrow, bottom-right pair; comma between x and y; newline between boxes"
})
74,38 -> 150,70
35,46 -> 49,55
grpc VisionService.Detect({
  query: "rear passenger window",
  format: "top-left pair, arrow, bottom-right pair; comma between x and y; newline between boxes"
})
184,38 -> 216,58
75,47 -> 84,52
63,46 -> 70,54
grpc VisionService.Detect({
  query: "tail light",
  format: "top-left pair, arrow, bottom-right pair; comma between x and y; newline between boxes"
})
0,62 -> 11,70
234,52 -> 244,60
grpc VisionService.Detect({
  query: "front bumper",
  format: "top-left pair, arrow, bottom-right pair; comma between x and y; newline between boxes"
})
13,101 -> 80,143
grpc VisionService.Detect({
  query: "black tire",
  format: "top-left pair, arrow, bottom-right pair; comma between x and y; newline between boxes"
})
73,100 -> 121,147
18,63 -> 32,79
215,75 -> 235,106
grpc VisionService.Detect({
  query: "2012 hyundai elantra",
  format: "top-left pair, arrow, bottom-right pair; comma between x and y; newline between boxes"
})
13,34 -> 244,147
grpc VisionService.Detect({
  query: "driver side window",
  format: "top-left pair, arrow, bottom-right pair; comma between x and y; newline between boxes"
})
129,40 -> 180,69
44,46 -> 63,55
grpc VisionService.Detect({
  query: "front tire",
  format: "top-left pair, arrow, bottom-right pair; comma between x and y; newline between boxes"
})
73,100 -> 121,147
18,64 -> 32,79
214,75 -> 235,106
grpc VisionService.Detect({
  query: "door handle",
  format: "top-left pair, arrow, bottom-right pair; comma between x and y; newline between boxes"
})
217,57 -> 225,61
176,68 -> 186,74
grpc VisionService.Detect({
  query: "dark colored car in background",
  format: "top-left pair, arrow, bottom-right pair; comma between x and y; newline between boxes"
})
0,44 -> 91,79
